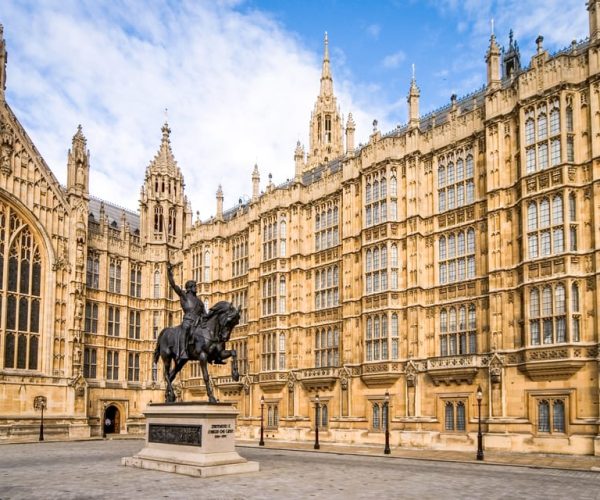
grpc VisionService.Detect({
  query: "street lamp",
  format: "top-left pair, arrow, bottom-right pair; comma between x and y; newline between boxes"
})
33,396 -> 47,442
384,391 -> 391,455
314,394 -> 320,450
476,385 -> 484,461
259,395 -> 265,446
102,402 -> 107,439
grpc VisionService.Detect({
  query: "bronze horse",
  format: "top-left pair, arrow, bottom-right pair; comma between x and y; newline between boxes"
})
153,301 -> 241,403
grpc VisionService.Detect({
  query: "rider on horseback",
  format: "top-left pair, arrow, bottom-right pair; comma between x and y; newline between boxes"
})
167,262 -> 206,361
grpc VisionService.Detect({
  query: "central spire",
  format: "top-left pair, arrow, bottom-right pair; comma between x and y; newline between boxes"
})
306,32 -> 344,169
320,32 -> 333,97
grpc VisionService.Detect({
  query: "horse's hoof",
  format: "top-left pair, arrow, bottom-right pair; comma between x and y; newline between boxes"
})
233,372 -> 240,382
209,397 -> 218,404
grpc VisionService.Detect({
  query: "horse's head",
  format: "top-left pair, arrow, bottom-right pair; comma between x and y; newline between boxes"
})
218,303 -> 241,342
205,301 -> 241,342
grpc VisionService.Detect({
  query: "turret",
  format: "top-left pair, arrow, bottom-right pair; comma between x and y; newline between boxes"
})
485,26 -> 501,89
345,113 -> 355,153
252,164 -> 260,201
216,185 -> 224,220
502,29 -> 521,79
589,0 -> 600,42
407,65 -> 420,129
66,125 -> 90,199
294,141 -> 305,181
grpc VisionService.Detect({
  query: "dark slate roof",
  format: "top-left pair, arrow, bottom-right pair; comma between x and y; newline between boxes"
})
89,196 -> 140,234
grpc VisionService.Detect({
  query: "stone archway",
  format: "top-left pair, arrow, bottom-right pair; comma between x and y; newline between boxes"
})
104,405 -> 121,435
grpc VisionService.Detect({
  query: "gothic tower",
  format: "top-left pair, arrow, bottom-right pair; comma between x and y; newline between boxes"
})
139,122 -> 187,248
306,33 -> 344,169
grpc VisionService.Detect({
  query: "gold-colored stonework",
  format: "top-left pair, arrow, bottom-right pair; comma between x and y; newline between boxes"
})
1,4 -> 600,456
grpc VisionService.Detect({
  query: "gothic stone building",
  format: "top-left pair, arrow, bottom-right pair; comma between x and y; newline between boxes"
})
2,2 -> 600,455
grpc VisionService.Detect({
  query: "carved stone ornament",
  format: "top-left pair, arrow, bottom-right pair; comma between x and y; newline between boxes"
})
0,119 -> 14,175
405,360 -> 418,387
488,353 -> 503,384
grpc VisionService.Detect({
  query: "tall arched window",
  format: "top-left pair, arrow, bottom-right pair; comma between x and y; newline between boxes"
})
525,117 -> 535,145
530,283 -> 570,345
373,404 -> 380,430
168,207 -> 176,238
279,277 -> 286,313
321,403 -> 329,428
154,206 -> 164,236
1,206 -> 43,370
390,176 -> 397,196
445,402 -> 454,431
153,270 -> 161,299
278,332 -> 286,370
280,220 -> 286,256
203,250 -> 211,282
527,197 -> 564,258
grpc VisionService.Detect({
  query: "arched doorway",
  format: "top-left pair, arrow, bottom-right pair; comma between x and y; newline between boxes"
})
104,405 -> 120,435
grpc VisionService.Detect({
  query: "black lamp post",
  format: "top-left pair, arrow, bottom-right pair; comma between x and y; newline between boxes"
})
33,396 -> 47,442
314,394 -> 320,450
476,385 -> 484,461
384,390 -> 391,455
102,402 -> 107,439
259,395 -> 265,446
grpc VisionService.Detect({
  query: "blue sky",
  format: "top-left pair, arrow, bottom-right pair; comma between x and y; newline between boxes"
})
0,0 -> 589,217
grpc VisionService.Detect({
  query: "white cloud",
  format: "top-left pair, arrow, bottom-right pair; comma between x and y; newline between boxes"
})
0,0 -> 374,218
382,51 -> 406,69
366,24 -> 381,39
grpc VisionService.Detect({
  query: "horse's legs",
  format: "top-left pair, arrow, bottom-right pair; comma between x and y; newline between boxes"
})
162,356 -> 175,403
223,348 -> 239,381
169,358 -> 188,383
200,354 -> 217,403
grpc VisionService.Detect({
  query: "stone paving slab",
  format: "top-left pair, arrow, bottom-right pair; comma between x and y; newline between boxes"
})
2,439 -> 600,500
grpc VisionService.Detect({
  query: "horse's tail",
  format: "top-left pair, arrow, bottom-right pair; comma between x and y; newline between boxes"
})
153,328 -> 166,365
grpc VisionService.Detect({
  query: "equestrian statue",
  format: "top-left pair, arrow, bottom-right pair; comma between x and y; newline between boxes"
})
153,263 -> 241,403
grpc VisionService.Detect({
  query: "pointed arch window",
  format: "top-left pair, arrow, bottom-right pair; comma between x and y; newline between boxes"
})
440,304 -> 477,356
279,276 -> 286,313
439,229 -> 475,284
445,400 -> 467,432
153,270 -> 161,299
279,220 -> 287,256
154,206 -> 164,236
524,98 -> 562,174
168,207 -> 177,239
527,196 -> 564,258
365,313 -> 389,361
315,326 -> 340,367
373,404 -> 381,430
203,250 -> 211,283
365,170 -> 390,227
1,205 -> 43,371
529,282 -> 572,345
438,152 -> 474,212
365,244 -> 389,294
537,398 -> 566,434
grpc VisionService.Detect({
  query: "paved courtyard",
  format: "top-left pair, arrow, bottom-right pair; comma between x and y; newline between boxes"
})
1,439 -> 599,500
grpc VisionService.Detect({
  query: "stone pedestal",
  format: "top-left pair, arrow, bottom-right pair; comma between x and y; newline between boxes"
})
122,402 -> 259,477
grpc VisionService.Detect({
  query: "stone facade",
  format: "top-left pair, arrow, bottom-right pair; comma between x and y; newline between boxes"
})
2,4 -> 600,455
